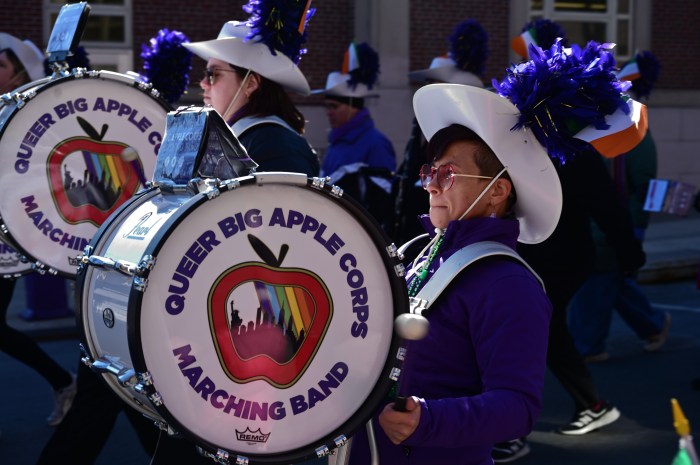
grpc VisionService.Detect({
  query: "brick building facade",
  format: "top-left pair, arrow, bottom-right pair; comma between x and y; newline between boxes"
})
0,0 -> 698,186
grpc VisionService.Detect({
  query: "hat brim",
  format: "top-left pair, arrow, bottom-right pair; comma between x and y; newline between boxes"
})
310,71 -> 379,97
184,36 -> 310,95
0,33 -> 45,82
413,84 -> 562,244
409,66 -> 484,87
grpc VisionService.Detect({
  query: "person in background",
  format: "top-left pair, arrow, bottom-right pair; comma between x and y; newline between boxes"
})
0,32 -> 77,430
394,18 -> 488,248
496,39 -> 649,462
316,41 -> 396,232
184,1 -> 319,177
568,50 -> 671,362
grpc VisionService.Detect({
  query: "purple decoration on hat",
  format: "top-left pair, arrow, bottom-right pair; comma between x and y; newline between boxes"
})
243,0 -> 316,64
141,28 -> 193,104
448,19 -> 489,76
631,51 -> 661,99
347,42 -> 379,90
492,39 -> 630,165
522,19 -> 568,49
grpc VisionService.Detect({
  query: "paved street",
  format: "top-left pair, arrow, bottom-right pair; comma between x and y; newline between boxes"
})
1,276 -> 698,465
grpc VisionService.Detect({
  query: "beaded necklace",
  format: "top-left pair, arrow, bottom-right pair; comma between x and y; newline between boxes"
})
407,234 -> 444,297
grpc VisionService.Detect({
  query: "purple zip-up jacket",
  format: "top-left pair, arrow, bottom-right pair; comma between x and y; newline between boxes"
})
349,215 -> 552,465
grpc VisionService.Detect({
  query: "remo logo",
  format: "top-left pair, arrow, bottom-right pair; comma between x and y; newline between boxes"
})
208,234 -> 333,388
48,116 -> 147,225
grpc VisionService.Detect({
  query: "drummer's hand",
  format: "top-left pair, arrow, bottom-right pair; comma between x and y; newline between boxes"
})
378,396 -> 421,445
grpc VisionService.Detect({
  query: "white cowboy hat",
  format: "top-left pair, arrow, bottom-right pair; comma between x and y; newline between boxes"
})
413,83 -> 562,244
183,21 -> 310,95
314,71 -> 379,98
408,57 -> 484,87
0,33 -> 45,82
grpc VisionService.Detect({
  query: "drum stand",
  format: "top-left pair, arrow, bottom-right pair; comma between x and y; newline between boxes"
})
328,420 -> 379,465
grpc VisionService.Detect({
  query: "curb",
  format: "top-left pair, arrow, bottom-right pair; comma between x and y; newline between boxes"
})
637,259 -> 699,284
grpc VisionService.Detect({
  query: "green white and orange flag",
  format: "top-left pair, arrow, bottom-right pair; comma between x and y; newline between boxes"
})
671,398 -> 700,465
511,28 -> 538,59
617,58 -> 641,81
574,98 -> 648,159
341,42 -> 360,74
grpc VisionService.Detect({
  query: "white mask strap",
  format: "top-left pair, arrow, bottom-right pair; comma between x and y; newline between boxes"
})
457,166 -> 508,221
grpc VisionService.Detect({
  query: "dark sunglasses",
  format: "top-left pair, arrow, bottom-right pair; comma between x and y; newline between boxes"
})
202,67 -> 238,86
419,163 -> 493,190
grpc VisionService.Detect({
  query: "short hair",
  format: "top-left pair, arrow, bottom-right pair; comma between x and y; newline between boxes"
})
228,63 -> 306,134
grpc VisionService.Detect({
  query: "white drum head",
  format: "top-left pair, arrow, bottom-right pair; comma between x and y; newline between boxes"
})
131,180 -> 404,460
0,72 -> 169,276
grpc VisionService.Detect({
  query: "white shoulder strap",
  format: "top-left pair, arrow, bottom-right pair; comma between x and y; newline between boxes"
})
231,115 -> 295,138
409,241 -> 544,316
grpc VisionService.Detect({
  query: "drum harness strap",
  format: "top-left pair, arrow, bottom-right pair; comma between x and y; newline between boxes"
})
230,115 -> 296,138
400,233 -> 545,318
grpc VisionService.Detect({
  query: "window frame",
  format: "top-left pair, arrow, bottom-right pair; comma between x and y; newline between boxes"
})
527,0 -> 634,61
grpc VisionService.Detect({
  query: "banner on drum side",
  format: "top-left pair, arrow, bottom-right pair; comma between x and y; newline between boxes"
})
153,106 -> 257,186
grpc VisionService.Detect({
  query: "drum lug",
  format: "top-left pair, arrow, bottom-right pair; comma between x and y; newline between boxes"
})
315,445 -> 331,458
219,178 -> 242,191
311,176 -> 331,189
192,178 -> 221,199
138,255 -> 156,273
148,391 -> 164,407
199,448 -> 237,465
409,296 -> 429,315
334,434 -> 349,449
389,367 -> 401,382
394,263 -> 406,277
386,243 -> 400,258
133,276 -> 148,292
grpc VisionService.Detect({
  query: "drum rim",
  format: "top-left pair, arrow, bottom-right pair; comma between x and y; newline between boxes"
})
0,70 -> 172,278
126,176 -> 408,463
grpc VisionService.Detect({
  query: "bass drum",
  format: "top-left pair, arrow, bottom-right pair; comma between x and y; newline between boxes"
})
0,69 -> 170,277
77,173 -> 407,464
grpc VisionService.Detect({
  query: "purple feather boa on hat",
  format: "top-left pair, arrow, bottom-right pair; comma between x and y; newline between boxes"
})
448,19 -> 488,76
243,0 -> 316,64
347,42 -> 379,90
141,29 -> 192,104
631,51 -> 661,99
492,39 -> 631,165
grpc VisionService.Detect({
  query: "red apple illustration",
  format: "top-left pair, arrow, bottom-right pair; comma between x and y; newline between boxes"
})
209,234 -> 333,388
48,116 -> 147,226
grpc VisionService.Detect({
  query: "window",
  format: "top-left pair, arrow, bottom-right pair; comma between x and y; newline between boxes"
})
528,0 -> 633,60
44,0 -> 133,72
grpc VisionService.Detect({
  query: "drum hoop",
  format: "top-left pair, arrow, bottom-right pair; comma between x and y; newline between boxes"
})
0,71 -> 171,278
126,176 -> 407,463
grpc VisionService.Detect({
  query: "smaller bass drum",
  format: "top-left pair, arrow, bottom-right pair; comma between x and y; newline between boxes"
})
0,69 -> 170,277
77,173 -> 408,464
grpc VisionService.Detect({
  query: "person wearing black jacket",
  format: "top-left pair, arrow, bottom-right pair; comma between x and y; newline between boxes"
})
518,150 -> 645,435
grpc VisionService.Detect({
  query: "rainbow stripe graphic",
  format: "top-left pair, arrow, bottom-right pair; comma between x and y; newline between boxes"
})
253,281 -> 314,337
81,150 -> 130,192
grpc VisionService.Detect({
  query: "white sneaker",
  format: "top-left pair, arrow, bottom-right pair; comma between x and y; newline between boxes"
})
46,372 -> 77,426
558,401 -> 620,435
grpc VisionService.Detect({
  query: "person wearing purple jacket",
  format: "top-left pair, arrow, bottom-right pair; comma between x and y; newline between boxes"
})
348,83 -> 563,465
